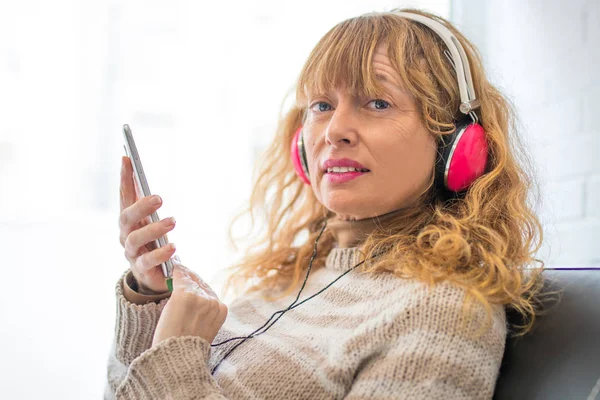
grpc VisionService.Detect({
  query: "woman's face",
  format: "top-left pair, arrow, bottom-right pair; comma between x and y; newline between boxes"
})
303,44 -> 437,221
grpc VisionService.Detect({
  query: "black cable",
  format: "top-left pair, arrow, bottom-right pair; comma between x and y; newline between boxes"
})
209,219 -> 389,375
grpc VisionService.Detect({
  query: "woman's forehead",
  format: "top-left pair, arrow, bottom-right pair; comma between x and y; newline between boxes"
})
300,69 -> 410,101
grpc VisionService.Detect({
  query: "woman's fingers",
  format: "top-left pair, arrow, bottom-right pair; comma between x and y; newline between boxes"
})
119,193 -> 163,231
172,262 -> 219,299
118,155 -> 179,293
172,265 -> 210,298
134,243 -> 177,273
123,216 -> 176,260
119,156 -> 163,235
120,156 -> 137,212
153,264 -> 228,346
172,265 -> 196,288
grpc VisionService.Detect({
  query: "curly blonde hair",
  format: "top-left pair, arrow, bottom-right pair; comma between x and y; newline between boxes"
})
222,8 -> 548,338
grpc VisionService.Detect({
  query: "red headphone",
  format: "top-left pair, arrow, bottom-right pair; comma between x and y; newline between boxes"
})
290,12 -> 488,194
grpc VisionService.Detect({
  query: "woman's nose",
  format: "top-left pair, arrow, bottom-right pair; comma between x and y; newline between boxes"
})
324,107 -> 359,149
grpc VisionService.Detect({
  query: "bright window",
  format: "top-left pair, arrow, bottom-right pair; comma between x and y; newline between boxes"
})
0,1 -> 450,397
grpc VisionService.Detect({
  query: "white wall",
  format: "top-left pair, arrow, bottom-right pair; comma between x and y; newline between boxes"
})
451,0 -> 600,267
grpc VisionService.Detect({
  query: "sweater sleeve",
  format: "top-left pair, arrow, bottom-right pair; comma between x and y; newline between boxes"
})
104,270 -> 171,399
114,336 -> 228,399
344,283 -> 507,400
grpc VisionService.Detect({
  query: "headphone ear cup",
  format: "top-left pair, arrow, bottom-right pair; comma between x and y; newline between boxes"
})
291,127 -> 311,185
436,119 -> 488,193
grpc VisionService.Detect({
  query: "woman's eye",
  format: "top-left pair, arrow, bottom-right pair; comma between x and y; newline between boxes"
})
310,102 -> 332,112
368,99 -> 391,110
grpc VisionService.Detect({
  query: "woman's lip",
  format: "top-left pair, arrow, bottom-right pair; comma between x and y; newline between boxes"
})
324,171 -> 369,184
322,158 -> 369,171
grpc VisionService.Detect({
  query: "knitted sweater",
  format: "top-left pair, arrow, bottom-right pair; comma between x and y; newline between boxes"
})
105,246 -> 507,399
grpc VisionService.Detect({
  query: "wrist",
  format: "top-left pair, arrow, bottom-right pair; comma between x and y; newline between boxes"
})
129,273 -> 162,295
123,271 -> 171,305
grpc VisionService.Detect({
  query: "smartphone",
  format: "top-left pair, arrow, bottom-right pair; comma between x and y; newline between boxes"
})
122,124 -> 174,279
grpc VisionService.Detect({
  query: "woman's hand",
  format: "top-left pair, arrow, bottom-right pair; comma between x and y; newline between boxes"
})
152,261 -> 228,346
119,156 -> 177,294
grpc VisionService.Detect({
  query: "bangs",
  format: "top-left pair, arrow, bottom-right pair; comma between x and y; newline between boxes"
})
296,14 -> 408,104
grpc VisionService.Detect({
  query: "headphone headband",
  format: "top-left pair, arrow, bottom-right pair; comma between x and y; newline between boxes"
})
393,12 -> 480,115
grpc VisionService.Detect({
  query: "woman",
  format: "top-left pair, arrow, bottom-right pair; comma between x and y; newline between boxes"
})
106,8 -> 545,400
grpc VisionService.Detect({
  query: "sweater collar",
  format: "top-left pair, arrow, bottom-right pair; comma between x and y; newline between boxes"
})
325,247 -> 362,272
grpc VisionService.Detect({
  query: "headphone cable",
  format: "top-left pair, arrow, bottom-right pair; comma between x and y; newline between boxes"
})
209,219 -> 389,375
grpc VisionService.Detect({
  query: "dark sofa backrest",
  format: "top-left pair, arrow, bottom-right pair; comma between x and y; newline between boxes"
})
493,269 -> 600,400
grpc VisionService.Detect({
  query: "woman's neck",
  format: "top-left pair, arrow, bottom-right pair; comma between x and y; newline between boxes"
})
326,208 -> 405,248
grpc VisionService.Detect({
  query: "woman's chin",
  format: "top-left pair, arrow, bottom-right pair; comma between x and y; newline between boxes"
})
321,194 -> 377,220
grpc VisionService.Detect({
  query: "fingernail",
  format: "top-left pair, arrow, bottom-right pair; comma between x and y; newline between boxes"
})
151,195 -> 162,205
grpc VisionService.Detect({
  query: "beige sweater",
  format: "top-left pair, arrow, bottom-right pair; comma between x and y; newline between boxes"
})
105,246 -> 507,399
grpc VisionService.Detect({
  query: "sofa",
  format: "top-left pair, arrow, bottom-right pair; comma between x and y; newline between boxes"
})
493,268 -> 600,399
